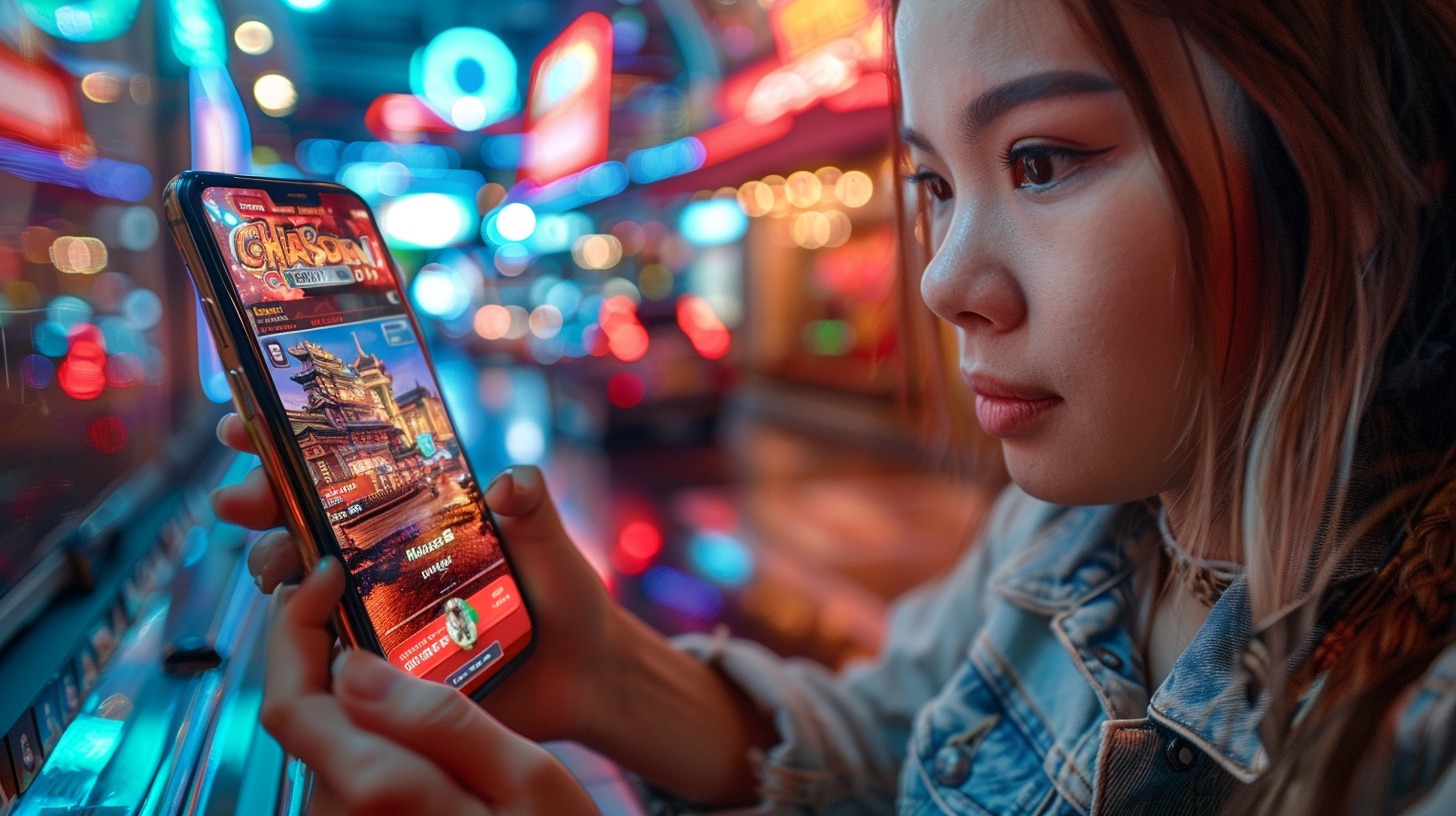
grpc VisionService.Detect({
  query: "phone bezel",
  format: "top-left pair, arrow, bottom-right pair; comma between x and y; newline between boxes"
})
164,170 -> 536,700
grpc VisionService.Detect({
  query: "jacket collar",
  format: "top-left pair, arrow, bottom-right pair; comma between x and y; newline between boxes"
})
988,498 -> 1274,782
990,501 -> 1140,614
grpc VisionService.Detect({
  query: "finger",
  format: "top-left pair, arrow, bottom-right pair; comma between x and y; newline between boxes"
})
333,650 -> 591,808
247,530 -> 305,593
265,557 -> 345,702
212,466 -> 283,530
333,650 -> 530,784
216,412 -> 259,454
300,741 -> 494,816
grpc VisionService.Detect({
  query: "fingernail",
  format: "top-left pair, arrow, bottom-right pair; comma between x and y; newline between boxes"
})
485,468 -> 514,505
335,652 -> 398,702
215,414 -> 232,442
253,573 -> 263,592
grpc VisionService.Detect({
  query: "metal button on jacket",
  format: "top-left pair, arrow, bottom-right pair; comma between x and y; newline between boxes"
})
1092,646 -> 1124,672
933,744 -> 973,787
1166,737 -> 1198,772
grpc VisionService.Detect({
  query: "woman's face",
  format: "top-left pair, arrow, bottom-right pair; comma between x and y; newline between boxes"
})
897,0 -> 1257,506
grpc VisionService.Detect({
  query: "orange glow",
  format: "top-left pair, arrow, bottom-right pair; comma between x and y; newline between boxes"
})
768,0 -> 875,61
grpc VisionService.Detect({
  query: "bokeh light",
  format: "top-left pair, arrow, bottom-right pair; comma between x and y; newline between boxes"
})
474,304 -> 511,340
81,72 -> 124,103
86,416 -> 128,453
234,20 -> 273,54
572,234 -> 624,270
835,170 -> 874,208
528,304 -> 563,339
121,289 -> 163,329
607,372 -> 645,409
49,236 -> 109,274
784,171 -> 823,208
253,73 -> 298,117
495,203 -> 537,242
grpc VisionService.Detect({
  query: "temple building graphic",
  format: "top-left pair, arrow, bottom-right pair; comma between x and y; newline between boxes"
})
282,333 -> 456,500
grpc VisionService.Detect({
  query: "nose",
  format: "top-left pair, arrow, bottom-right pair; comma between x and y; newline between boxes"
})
918,203 -> 1026,333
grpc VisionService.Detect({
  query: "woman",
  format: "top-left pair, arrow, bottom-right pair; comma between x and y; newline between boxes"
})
217,0 -> 1456,812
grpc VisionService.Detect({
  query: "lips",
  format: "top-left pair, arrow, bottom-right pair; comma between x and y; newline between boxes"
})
966,372 -> 1062,437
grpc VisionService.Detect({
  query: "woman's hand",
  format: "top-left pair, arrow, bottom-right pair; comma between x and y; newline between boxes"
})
262,558 -> 601,816
212,413 -> 622,742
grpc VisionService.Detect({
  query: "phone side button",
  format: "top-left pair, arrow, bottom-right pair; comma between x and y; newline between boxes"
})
226,368 -> 256,418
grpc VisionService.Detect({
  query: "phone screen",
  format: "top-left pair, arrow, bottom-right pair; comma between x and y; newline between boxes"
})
197,185 -> 529,695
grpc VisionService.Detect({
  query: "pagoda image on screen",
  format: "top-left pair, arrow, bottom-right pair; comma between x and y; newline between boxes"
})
271,325 -> 505,653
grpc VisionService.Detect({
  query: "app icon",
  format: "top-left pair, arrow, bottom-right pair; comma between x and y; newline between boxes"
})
266,341 -> 289,368
380,319 -> 413,346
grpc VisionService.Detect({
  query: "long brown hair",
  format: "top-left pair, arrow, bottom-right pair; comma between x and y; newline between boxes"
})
891,0 -> 1456,809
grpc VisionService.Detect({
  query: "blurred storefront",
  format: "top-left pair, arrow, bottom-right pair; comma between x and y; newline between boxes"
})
0,0 -> 997,812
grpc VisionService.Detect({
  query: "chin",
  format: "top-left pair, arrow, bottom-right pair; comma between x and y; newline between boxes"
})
1002,449 -> 1148,508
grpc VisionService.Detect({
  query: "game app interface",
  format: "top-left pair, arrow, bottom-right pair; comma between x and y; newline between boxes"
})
199,186 -> 529,694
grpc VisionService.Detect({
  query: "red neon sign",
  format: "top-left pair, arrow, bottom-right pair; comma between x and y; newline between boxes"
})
519,13 -> 613,186
0,43 -> 88,153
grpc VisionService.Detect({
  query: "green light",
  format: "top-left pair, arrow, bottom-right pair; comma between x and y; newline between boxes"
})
804,320 -> 855,356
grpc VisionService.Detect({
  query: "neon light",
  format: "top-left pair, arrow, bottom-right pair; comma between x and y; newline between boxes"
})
381,193 -> 473,249
505,417 -> 547,463
625,137 -> 706,184
526,160 -> 628,212
679,199 -> 747,247
18,0 -> 142,43
767,0 -> 875,62
0,43 -> 87,150
189,66 -> 251,172
170,0 -> 226,68
688,532 -> 754,587
695,116 -> 793,167
0,136 -> 153,200
411,28 -> 518,131
282,0 -> 329,11
641,566 -> 723,621
494,203 -> 536,242
410,263 -> 470,320
188,59 -> 250,405
520,13 -> 613,186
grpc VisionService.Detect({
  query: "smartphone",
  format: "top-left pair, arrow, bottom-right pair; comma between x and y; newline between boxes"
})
164,171 -> 534,699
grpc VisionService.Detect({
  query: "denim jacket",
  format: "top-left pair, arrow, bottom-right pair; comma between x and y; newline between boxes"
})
672,486 -> 1456,815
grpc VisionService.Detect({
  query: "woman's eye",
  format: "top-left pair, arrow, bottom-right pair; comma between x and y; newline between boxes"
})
906,170 -> 953,202
1002,145 -> 1111,190
1016,153 -> 1055,186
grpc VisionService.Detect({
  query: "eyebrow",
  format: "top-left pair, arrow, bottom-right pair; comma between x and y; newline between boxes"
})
900,70 -> 1120,153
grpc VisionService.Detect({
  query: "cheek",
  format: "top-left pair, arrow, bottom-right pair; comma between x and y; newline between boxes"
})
1010,166 -> 1200,503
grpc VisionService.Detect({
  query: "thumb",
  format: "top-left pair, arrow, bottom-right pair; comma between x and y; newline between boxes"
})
333,650 -> 595,809
484,466 -> 580,572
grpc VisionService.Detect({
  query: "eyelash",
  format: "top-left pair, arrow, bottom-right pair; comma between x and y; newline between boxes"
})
904,144 -> 1114,203
999,144 -> 1110,190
